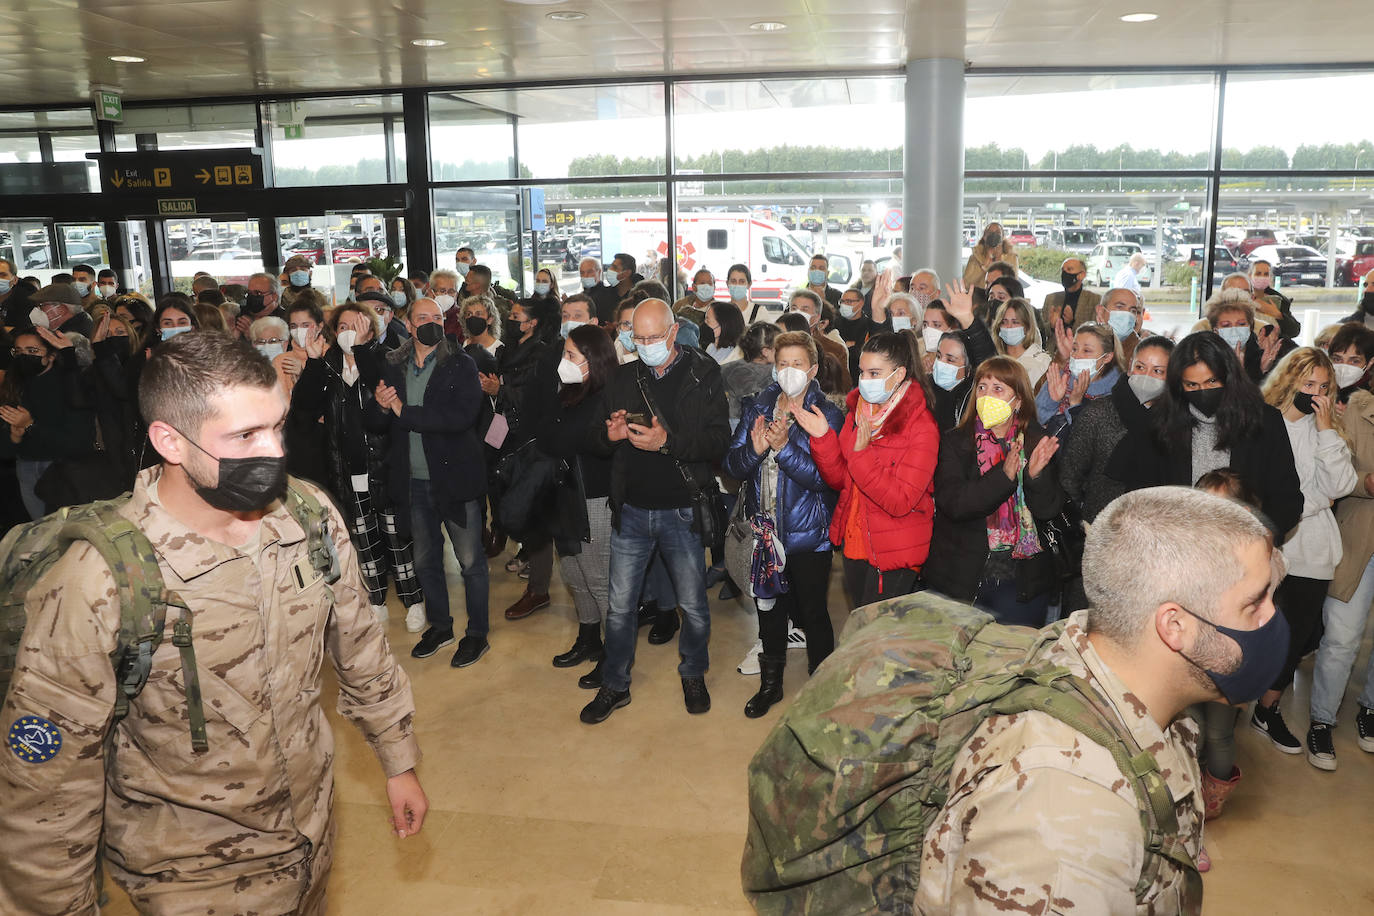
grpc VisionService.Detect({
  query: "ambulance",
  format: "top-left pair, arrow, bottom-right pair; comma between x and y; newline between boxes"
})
598,212 -> 851,305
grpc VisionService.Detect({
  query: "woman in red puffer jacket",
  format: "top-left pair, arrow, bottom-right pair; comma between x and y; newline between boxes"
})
797,330 -> 939,606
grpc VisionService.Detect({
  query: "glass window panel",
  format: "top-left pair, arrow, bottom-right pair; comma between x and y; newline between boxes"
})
115,102 -> 256,151
276,214 -> 395,303
429,93 -> 516,181
0,109 -> 100,192
965,74 -> 1215,173
1222,72 -> 1374,171
265,95 -> 405,186
672,78 -> 903,176
167,217 -> 264,292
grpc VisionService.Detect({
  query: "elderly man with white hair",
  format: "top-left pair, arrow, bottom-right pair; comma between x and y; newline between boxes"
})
581,298 -> 731,724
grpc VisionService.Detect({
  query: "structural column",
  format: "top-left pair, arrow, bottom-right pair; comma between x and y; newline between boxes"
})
904,57 -> 965,287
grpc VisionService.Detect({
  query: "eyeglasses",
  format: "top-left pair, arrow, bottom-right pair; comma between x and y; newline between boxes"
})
253,337 -> 285,346
631,331 -> 669,345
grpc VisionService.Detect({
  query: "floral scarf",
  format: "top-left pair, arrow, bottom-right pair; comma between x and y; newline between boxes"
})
854,379 -> 911,442
973,418 -> 1042,559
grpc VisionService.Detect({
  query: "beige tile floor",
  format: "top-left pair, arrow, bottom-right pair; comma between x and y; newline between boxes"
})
102,551 -> 1374,915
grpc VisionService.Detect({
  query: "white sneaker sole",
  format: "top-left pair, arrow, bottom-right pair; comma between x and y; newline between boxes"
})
405,608 -> 426,633
1307,751 -> 1337,772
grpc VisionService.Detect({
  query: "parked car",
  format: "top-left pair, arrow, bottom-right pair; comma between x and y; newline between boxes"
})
1047,227 -> 1100,256
331,236 -> 375,263
1007,228 -> 1036,247
1187,245 -> 1240,285
779,215 -> 795,230
1241,244 -> 1330,287
800,217 -> 821,232
283,236 -> 326,264
846,217 -> 867,233
1231,228 -> 1278,258
1087,242 -> 1153,287
1319,236 -> 1374,286
186,246 -> 257,261
825,217 -> 842,233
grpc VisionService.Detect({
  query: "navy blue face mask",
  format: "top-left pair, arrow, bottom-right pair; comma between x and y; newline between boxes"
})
1178,605 -> 1290,705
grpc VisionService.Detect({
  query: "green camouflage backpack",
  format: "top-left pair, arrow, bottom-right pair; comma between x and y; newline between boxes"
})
0,481 -> 340,754
741,591 -> 1201,916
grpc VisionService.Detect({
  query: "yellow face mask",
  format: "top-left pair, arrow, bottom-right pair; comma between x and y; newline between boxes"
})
975,395 -> 1015,429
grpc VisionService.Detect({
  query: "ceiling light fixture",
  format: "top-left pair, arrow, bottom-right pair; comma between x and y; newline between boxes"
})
1119,12 -> 1159,22
505,0 -> 565,5
410,38 -> 446,48
546,10 -> 587,20
109,55 -> 146,63
749,21 -> 787,32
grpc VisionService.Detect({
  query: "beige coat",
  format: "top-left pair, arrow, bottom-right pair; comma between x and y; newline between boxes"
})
1329,390 -> 1374,601
0,468 -> 419,915
962,241 -> 1019,288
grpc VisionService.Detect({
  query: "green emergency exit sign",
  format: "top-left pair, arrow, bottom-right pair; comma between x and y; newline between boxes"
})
94,90 -> 123,123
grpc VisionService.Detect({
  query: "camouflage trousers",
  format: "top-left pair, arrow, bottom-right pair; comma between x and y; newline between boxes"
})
108,818 -> 335,916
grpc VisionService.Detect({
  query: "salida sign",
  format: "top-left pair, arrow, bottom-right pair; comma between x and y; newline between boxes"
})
89,149 -> 265,195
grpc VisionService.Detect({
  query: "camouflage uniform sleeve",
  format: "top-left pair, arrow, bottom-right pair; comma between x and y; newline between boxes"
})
0,544 -> 119,916
318,491 -> 421,778
917,721 -> 1145,916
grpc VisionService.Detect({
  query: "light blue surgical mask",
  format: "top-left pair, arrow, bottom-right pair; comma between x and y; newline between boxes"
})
0,278 -> 9,294
561,319 -> 586,338
391,290 -> 407,307
999,326 -> 1026,347
840,304 -> 859,320
638,338 -> 671,367
931,360 -> 961,391
695,283 -> 714,302
161,325 -> 191,340
891,315 -> 912,332
72,281 -> 90,297
289,270 -> 310,287
858,368 -> 900,404
618,329 -> 635,352
728,283 -> 749,301
535,281 -> 552,296
256,342 -> 284,360
581,276 -> 597,289
808,269 -> 827,286
604,267 -> 619,287
1069,356 -> 1101,377
1217,325 -> 1250,348
1107,310 -> 1136,340
455,262 -> 471,277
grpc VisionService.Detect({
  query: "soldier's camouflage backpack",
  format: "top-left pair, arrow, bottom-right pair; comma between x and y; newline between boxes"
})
0,482 -> 340,754
742,591 -> 1202,916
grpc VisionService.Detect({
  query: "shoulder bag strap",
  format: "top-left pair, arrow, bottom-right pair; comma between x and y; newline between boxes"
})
634,369 -> 704,499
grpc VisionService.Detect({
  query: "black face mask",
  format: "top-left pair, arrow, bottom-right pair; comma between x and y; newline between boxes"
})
178,430 -> 286,513
985,232 -> 1002,248
1292,391 -> 1316,415
1362,292 -> 1374,315
699,324 -> 716,348
1061,271 -> 1078,289
415,322 -> 445,347
504,318 -> 523,340
245,292 -> 268,315
1185,386 -> 1225,417
13,354 -> 45,378
464,316 -> 489,338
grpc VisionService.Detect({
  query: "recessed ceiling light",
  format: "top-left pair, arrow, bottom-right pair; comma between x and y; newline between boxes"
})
410,38 -> 446,48
749,21 -> 787,32
546,10 -> 586,20
1119,12 -> 1159,22
109,54 -> 145,63
352,100 -> 379,108
505,0 -> 564,5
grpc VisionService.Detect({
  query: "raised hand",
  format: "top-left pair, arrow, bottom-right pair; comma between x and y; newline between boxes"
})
1003,434 -> 1024,479
765,416 -> 790,452
1067,370 -> 1091,408
1026,433 -> 1060,479
750,414 -> 769,455
1047,365 -> 1069,403
943,280 -> 975,328
1053,317 -> 1074,363
793,404 -> 831,438
34,325 -> 71,350
1312,393 -> 1335,432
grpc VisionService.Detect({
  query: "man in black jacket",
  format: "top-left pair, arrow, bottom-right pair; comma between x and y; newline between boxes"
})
367,297 -> 491,669
580,298 -> 730,724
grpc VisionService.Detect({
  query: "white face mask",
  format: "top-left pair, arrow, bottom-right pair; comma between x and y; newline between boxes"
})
891,315 -> 912,332
1068,355 -> 1101,377
921,326 -> 943,351
98,284 -> 116,298
557,357 -> 586,385
291,327 -> 310,348
336,329 -> 358,351
1333,362 -> 1365,389
434,293 -> 456,310
776,366 -> 811,398
28,307 -> 50,329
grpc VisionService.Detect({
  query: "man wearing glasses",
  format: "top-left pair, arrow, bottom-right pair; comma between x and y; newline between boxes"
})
582,299 -> 730,724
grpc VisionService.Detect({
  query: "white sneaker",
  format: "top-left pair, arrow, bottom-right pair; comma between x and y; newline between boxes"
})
737,639 -> 763,675
371,604 -> 389,626
787,625 -> 807,650
404,604 -> 426,634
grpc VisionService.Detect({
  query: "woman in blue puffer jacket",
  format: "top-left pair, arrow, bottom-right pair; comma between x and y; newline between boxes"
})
723,330 -> 845,719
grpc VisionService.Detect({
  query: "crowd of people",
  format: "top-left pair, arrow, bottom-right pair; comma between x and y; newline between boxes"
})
3,226 -> 1374,850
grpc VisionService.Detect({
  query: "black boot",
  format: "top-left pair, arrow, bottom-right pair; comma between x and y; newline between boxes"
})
553,622 -> 603,668
648,606 -> 681,645
744,655 -> 786,718
637,601 -> 660,628
577,658 -> 604,690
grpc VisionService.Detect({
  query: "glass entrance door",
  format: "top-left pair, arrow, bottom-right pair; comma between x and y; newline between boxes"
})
277,212 -> 403,304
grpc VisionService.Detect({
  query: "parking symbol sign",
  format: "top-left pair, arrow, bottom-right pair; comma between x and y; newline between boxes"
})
154,168 -> 171,188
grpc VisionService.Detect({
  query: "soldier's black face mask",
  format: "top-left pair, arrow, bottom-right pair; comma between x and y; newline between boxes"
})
175,428 -> 286,512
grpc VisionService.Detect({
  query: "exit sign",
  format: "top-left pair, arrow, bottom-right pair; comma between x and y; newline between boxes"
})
93,90 -> 122,123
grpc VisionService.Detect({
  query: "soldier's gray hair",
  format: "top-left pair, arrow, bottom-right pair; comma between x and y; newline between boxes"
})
1083,486 -> 1270,646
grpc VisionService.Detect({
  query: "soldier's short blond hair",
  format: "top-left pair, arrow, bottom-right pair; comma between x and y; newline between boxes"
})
1083,487 -> 1272,647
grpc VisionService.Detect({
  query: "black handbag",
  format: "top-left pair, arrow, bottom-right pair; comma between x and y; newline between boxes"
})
634,372 -> 727,552
1039,502 -> 1086,582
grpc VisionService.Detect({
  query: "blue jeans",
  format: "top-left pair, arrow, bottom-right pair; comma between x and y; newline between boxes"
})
16,459 -> 51,520
1311,554 -> 1374,725
409,480 -> 489,638
604,504 -> 710,691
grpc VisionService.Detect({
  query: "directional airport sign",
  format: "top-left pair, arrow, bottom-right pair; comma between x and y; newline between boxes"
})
90,149 -> 264,195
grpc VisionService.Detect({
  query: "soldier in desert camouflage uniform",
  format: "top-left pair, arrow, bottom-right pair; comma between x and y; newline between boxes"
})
915,487 -> 1289,914
0,331 -> 427,915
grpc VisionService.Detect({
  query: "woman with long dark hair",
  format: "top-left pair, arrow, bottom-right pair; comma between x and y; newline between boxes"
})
704,301 -> 744,364
803,330 -> 939,605
541,324 -> 621,687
